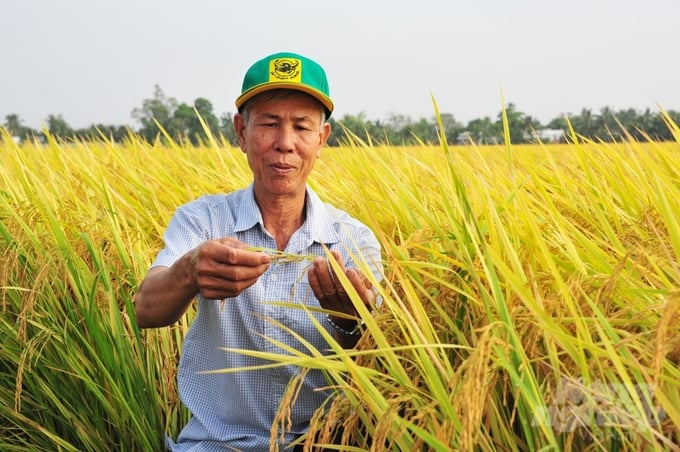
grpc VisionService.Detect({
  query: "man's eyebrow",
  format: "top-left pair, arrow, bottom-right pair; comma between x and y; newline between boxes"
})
257,112 -> 315,123
257,112 -> 281,120
293,115 -> 315,123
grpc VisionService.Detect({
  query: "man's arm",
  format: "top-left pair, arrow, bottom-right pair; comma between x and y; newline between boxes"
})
134,238 -> 271,328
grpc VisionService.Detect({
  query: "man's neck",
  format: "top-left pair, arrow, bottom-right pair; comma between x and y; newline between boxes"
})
256,193 -> 307,251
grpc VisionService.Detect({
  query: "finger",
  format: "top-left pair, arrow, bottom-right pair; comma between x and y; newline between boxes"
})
326,250 -> 349,294
198,274 -> 261,300
310,257 -> 340,295
197,254 -> 267,298
329,250 -> 345,270
195,248 -> 269,280
347,268 -> 375,307
212,242 -> 271,267
309,257 -> 345,308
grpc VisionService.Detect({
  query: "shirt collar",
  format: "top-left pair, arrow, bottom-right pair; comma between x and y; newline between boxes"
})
234,182 -> 339,246
234,183 -> 263,233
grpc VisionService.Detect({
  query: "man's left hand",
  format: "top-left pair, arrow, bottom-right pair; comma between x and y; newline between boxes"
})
308,250 -> 375,328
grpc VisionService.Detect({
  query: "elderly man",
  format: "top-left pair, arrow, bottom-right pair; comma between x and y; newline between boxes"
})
134,51 -> 382,451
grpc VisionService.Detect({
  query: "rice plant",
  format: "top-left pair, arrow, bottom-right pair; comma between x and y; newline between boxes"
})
1,112 -> 679,451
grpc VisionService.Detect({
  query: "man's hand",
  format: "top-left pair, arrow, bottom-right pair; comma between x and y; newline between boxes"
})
134,237 -> 270,328
190,237 -> 271,300
308,250 -> 375,327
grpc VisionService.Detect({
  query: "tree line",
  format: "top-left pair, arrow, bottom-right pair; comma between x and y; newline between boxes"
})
3,85 -> 679,146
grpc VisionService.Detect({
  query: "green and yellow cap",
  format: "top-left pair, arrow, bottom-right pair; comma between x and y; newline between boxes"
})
235,52 -> 334,118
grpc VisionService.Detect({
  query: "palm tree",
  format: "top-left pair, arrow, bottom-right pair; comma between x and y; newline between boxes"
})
4,114 -> 24,136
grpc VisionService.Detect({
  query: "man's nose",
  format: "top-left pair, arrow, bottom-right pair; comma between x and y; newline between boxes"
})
274,125 -> 295,152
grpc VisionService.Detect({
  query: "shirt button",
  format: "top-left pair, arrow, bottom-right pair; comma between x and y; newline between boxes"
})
270,273 -> 278,282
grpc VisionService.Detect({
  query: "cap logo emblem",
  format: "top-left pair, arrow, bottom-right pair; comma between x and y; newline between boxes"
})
269,58 -> 302,83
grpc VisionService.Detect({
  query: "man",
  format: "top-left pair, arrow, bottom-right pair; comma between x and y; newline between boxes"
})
134,51 -> 382,451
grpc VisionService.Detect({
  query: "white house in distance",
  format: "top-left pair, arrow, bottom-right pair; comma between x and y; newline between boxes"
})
532,128 -> 565,143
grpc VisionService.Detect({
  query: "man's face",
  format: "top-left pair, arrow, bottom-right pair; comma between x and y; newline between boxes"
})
235,93 -> 331,200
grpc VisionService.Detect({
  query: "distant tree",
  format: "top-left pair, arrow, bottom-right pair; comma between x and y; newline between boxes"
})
169,103 -> 195,143
627,108 -> 680,141
132,85 -> 178,142
75,124 -> 130,142
383,113 -> 408,131
380,113 -> 409,144
190,98 -> 220,143
465,116 -> 499,144
565,108 -> 595,139
580,108 -> 595,137
219,113 -> 238,146
169,98 -> 221,145
614,107 -> 642,140
496,102 -> 537,143
437,113 -> 464,144
408,117 -> 438,144
326,116 -> 387,146
655,109 -> 680,141
335,112 -> 375,145
4,114 -> 23,136
2,114 -> 38,140
324,117 -> 340,146
546,115 -> 569,131
634,108 -> 657,140
45,114 -> 74,139
554,107 -> 680,142
595,106 -> 619,140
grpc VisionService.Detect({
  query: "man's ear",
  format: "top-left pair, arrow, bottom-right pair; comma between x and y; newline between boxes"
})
316,122 -> 331,157
320,122 -> 331,146
233,113 -> 247,152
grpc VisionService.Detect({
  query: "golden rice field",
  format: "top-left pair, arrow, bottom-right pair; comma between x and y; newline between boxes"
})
1,118 -> 679,450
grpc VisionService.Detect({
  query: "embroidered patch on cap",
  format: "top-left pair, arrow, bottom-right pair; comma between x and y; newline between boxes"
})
269,57 -> 302,83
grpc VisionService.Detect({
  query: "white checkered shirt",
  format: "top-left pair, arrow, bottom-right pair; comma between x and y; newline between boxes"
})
154,183 -> 381,451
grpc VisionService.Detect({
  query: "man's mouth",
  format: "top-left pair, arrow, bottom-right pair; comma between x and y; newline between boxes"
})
270,163 -> 295,175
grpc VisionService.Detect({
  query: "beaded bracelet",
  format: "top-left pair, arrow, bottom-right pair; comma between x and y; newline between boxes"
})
326,314 -> 365,336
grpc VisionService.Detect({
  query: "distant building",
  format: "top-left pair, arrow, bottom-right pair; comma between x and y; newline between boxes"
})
533,128 -> 565,143
456,131 -> 472,145
455,131 -> 500,145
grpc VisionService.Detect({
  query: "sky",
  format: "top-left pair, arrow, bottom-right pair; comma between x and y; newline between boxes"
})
2,0 -> 679,130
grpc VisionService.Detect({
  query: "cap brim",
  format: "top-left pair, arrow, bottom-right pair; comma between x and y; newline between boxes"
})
235,82 -> 334,116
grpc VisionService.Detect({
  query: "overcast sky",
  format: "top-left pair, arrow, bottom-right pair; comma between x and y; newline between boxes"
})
2,0 -> 679,130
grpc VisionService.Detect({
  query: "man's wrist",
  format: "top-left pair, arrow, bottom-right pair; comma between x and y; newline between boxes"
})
326,314 -> 364,336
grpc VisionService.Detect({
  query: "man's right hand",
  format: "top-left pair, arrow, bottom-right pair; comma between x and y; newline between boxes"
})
134,237 -> 271,328
189,237 -> 271,300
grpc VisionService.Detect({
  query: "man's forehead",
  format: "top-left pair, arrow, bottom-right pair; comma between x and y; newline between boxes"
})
248,99 -> 324,125
247,90 -> 324,114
